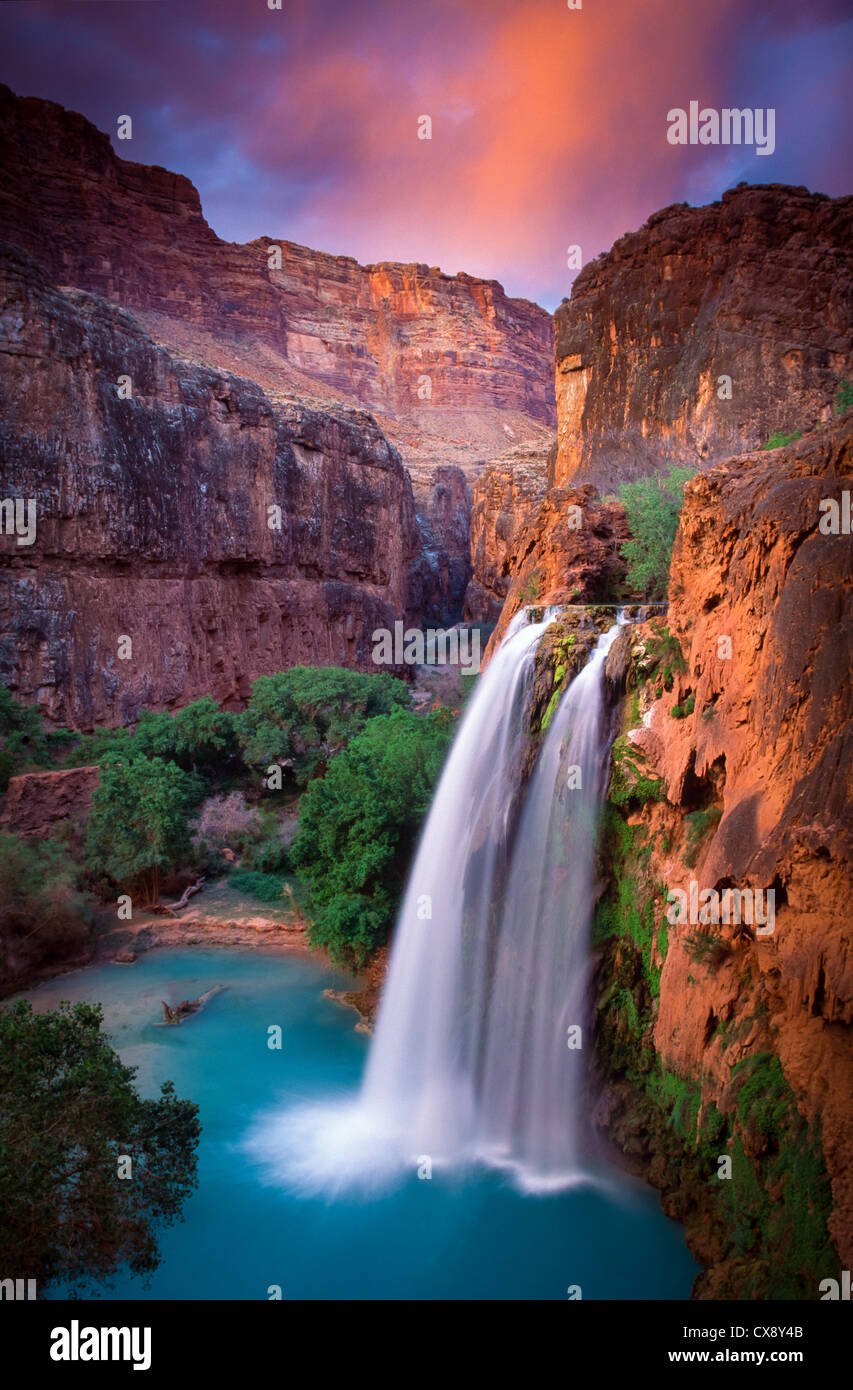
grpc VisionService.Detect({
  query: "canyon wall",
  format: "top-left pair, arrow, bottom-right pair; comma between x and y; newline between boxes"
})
464,446 -> 549,623
553,184 -> 853,494
592,417 -> 853,1296
0,84 -> 555,486
0,243 -> 425,727
0,84 -> 558,684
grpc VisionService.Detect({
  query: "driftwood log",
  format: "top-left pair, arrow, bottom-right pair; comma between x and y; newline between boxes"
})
161,984 -> 226,1025
152,876 -> 206,917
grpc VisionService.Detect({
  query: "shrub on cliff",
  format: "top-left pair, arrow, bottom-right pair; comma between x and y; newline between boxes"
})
0,831 -> 91,985
290,707 -> 454,966
0,999 -> 200,1294
618,464 -> 695,601
236,667 -> 411,787
0,684 -> 51,790
86,755 -> 204,907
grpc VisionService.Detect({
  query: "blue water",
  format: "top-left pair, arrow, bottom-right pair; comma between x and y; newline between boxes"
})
27,948 -> 699,1300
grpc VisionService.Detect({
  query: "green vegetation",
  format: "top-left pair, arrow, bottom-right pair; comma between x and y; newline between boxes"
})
133,697 -> 240,778
86,755 -> 203,906
0,999 -> 199,1294
227,869 -> 288,903
290,707 -> 454,966
517,570 -> 541,604
670,694 -> 695,719
683,928 -> 732,967
682,805 -> 723,868
0,831 -> 90,984
607,734 -> 666,809
836,379 -> 853,415
235,666 -> 410,786
618,464 -> 695,600
761,429 -> 801,451
643,624 -> 687,694
721,1054 -> 838,1297
0,684 -> 55,791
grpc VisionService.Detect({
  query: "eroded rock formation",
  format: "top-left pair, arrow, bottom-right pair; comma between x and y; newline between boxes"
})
465,446 -> 549,623
482,487 -> 630,656
0,243 -> 422,726
0,766 -> 100,837
553,184 -> 853,493
0,85 -> 559,694
593,417 -> 853,1296
0,84 -> 554,477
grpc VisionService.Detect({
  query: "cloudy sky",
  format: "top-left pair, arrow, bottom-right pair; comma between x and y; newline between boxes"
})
1,0 -> 850,308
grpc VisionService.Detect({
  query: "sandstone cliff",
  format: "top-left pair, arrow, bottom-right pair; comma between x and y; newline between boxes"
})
464,446 -> 549,623
0,243 -> 424,727
592,417 -> 853,1297
0,85 -> 555,483
553,184 -> 853,493
482,486 -> 630,655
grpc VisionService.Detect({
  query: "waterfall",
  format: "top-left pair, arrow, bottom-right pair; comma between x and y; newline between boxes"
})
362,615 -> 623,1189
245,612 -> 623,1194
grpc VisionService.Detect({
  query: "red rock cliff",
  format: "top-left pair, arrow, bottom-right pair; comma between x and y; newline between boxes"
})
0,243 -> 423,727
594,417 -> 853,1295
0,85 -> 555,485
553,185 -> 853,493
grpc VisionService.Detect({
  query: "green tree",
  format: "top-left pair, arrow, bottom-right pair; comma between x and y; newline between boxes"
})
134,697 -> 239,778
0,684 -> 50,790
618,464 -> 695,601
236,666 -> 411,786
0,999 -> 200,1293
290,706 -> 454,965
86,755 -> 202,906
0,832 -> 90,987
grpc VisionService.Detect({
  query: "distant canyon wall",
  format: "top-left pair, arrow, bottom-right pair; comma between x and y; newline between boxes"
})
0,243 -> 426,727
0,85 -> 555,469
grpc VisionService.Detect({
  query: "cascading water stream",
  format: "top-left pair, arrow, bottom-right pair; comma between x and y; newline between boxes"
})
362,615 -> 624,1188
245,611 -> 624,1194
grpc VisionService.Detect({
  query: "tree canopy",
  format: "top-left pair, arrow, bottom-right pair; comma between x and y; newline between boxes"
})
86,754 -> 203,906
236,666 -> 411,786
0,999 -> 200,1293
290,706 -> 454,965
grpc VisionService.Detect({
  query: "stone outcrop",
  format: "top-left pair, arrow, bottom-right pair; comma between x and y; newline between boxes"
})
0,243 -> 423,726
483,487 -> 630,657
0,766 -> 100,837
593,417 -> 853,1296
553,184 -> 853,494
411,466 -> 473,624
465,447 -> 549,623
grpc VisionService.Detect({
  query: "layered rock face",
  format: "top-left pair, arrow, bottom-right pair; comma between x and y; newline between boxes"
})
0,243 -> 424,727
593,417 -> 853,1295
482,487 -> 630,655
0,85 -> 554,477
553,185 -> 853,493
464,446 -> 549,623
0,85 -> 557,648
